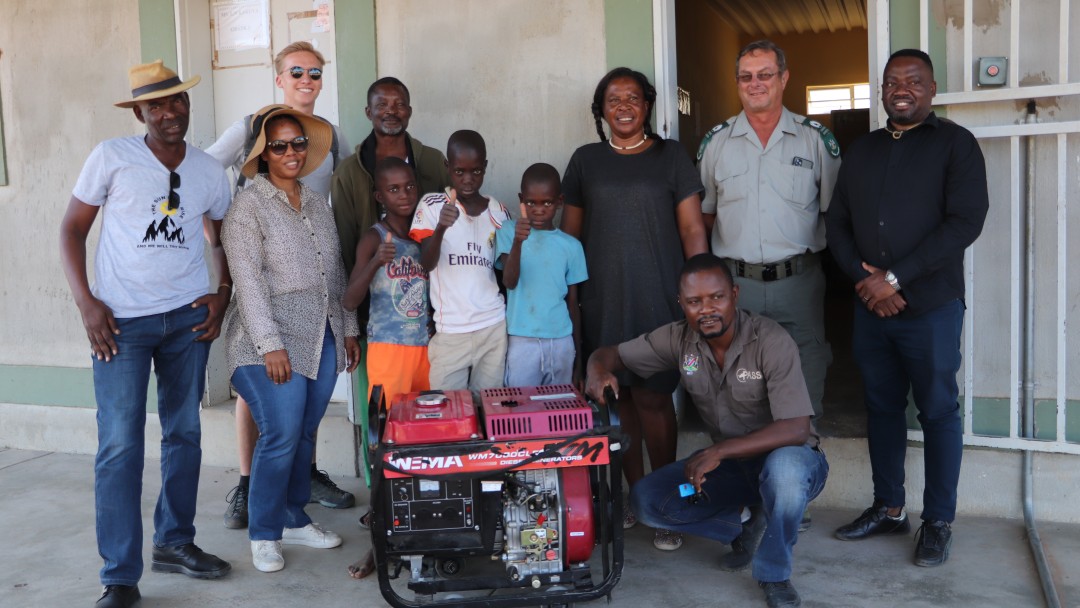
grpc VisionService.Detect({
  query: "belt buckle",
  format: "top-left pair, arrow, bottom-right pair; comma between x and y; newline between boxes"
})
761,264 -> 778,281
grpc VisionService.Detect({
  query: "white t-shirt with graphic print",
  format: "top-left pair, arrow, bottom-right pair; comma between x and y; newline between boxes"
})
72,136 -> 231,318
409,192 -> 508,334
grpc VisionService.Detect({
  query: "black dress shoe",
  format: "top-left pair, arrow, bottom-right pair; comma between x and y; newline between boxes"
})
151,543 -> 231,580
719,506 -> 767,572
759,580 -> 801,608
914,520 -> 953,567
95,584 -> 140,608
834,499 -> 910,541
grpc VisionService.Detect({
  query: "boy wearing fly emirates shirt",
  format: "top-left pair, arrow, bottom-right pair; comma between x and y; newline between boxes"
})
410,130 -> 509,391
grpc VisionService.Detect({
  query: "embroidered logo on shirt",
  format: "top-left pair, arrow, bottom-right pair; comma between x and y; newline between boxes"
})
736,368 -> 763,382
682,354 -> 700,375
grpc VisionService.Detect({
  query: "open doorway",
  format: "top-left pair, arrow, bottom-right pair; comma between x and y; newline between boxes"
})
673,0 -> 871,438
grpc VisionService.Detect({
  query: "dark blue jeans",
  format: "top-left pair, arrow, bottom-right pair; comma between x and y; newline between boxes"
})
231,323 -> 338,541
93,304 -> 210,586
631,445 -> 828,582
853,298 -> 964,522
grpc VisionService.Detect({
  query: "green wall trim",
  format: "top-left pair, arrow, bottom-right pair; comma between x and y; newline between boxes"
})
603,0 -> 654,81
888,1 -> 948,94
138,0 -> 178,68
0,364 -> 157,410
905,396 -> 1079,443
334,0 -> 377,151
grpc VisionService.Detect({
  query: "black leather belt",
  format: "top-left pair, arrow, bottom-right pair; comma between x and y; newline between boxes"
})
728,253 -> 817,282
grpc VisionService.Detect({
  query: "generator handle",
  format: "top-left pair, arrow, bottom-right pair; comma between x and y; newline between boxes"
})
600,386 -> 620,427
367,384 -> 387,459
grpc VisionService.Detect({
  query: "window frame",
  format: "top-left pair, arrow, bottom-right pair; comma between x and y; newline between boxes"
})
805,82 -> 871,116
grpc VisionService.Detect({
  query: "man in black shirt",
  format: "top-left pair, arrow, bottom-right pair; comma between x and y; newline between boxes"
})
825,49 -> 988,567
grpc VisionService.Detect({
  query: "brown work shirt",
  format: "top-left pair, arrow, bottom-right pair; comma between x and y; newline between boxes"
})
617,310 -> 818,448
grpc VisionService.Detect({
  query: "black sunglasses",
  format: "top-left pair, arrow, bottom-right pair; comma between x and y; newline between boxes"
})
167,171 -> 181,211
287,66 -> 322,80
266,136 -> 310,156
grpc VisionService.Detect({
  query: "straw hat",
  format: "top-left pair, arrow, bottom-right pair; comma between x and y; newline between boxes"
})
240,105 -> 333,179
115,60 -> 200,108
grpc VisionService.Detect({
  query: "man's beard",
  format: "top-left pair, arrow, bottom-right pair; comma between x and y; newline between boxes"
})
696,315 -> 731,340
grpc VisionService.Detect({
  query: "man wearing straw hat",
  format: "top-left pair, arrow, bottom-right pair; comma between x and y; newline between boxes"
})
60,60 -> 233,608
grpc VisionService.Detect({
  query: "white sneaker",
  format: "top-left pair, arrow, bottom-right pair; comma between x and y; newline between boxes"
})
251,540 -> 284,572
282,522 -> 342,549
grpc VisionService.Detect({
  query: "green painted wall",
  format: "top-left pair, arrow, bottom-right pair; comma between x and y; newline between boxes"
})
888,1 -> 948,93
0,365 -> 156,411
334,0 -> 377,149
138,0 -> 177,67
604,0 -> 653,79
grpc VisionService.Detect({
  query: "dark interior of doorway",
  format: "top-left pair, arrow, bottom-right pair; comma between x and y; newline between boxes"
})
673,0 -> 873,438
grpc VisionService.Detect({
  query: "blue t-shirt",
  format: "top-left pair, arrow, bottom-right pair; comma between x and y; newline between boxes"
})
495,225 -> 588,339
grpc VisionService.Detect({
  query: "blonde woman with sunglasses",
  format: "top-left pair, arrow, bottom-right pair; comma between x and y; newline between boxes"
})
208,42 -> 355,534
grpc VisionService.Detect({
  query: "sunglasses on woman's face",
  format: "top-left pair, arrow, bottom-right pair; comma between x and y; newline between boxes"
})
266,136 -> 309,156
287,66 -> 322,80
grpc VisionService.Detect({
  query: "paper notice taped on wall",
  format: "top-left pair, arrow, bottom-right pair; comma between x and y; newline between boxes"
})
214,0 -> 270,52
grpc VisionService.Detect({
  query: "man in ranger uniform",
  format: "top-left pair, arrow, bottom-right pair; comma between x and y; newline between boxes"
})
697,39 -> 840,424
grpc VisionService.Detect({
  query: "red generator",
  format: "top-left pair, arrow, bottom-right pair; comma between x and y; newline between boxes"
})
367,385 -> 624,608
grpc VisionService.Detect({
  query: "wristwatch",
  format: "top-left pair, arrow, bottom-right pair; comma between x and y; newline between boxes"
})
885,270 -> 901,292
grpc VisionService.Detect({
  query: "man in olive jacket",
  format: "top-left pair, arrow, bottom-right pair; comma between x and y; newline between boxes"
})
332,77 -> 450,275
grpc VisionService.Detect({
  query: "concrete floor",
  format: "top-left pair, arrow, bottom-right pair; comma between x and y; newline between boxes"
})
1,448 -> 1076,608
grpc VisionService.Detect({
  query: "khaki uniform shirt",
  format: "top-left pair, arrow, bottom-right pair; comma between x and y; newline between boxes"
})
617,310 -> 818,448
699,107 -> 841,265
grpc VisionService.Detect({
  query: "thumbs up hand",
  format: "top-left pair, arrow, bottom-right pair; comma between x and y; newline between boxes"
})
438,187 -> 460,229
375,229 -> 396,266
514,202 -> 531,244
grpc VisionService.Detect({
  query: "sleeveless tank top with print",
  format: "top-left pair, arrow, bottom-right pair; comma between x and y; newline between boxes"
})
368,223 -> 430,346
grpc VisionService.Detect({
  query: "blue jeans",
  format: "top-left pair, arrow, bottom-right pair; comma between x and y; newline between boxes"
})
504,335 -> 575,386
631,445 -> 828,583
854,298 -> 964,522
93,303 -> 210,586
232,323 -> 338,540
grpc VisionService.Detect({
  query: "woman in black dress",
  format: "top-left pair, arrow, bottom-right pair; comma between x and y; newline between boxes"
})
562,67 -> 708,550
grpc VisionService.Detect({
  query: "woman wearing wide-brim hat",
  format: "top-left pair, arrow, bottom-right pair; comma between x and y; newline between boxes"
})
220,105 -> 362,573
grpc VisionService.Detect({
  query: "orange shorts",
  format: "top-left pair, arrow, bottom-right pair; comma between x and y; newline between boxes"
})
366,342 -> 430,407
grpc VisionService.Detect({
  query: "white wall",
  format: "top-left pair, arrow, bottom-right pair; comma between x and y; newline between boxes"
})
375,0 -> 607,209
937,1 -> 1080,403
0,0 -> 143,368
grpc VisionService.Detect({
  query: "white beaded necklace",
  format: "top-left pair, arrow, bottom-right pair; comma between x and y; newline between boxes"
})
608,135 -> 648,150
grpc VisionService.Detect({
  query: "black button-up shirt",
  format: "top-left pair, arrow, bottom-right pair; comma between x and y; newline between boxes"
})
825,112 -> 989,316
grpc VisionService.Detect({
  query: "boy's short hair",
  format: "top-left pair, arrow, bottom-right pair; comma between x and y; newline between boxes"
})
447,130 -> 487,161
367,76 -> 410,105
274,41 -> 325,74
520,163 -> 561,194
373,156 -> 413,187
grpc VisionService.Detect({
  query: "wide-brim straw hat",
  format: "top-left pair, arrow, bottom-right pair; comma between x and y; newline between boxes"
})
115,60 -> 200,108
240,105 -> 332,179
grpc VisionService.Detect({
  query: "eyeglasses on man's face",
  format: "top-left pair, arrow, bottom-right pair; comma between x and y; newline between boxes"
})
736,72 -> 778,84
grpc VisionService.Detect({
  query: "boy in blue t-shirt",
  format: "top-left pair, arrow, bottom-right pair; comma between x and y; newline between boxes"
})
496,163 -> 588,386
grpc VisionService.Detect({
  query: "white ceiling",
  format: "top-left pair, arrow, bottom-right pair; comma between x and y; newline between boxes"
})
703,0 -> 868,36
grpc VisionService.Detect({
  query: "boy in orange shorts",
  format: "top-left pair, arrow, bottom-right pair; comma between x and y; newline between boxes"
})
343,157 -> 430,406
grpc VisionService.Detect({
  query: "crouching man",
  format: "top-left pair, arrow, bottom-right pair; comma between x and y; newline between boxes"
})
585,253 -> 828,608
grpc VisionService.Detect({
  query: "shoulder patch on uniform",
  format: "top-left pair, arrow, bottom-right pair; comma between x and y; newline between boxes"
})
696,121 -> 729,163
803,117 -> 840,158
